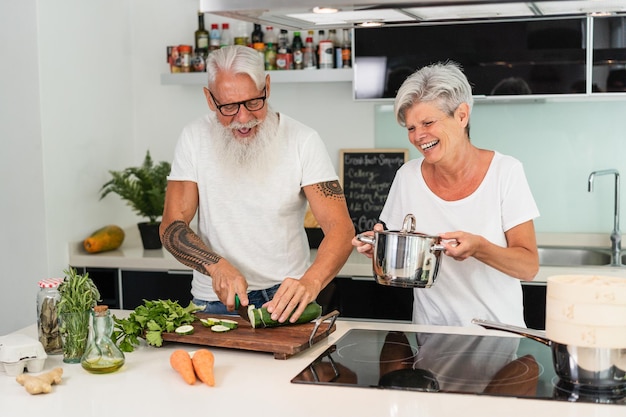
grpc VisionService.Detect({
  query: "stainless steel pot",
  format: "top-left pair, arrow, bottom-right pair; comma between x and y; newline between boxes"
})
472,318 -> 626,388
356,214 -> 444,288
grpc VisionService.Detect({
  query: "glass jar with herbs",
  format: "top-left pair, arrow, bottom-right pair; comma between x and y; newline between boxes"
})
57,268 -> 101,363
36,278 -> 64,354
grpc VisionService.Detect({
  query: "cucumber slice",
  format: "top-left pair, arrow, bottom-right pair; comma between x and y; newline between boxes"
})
200,318 -> 221,327
211,324 -> 231,333
219,319 -> 238,329
175,325 -> 195,335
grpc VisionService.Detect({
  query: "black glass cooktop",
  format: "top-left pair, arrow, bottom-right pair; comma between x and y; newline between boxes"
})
291,329 -> 626,405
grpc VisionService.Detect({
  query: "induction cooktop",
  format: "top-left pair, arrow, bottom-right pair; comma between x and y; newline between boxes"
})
291,329 -> 626,405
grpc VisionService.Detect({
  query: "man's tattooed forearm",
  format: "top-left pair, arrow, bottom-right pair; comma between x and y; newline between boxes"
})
316,180 -> 345,200
162,220 -> 222,273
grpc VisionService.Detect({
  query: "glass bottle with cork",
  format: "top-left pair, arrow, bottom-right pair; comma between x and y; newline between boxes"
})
81,305 -> 125,374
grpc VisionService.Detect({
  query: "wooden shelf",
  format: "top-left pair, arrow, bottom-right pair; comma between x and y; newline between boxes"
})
161,68 -> 353,85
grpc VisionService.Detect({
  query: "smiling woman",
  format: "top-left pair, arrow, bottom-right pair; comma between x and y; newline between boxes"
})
352,61 -> 540,328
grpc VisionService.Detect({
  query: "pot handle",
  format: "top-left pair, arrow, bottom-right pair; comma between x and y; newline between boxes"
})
401,214 -> 417,233
356,233 -> 375,245
471,318 -> 551,346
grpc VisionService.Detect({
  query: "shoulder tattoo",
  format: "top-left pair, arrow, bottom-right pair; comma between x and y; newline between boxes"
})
315,180 -> 345,200
161,220 -> 222,273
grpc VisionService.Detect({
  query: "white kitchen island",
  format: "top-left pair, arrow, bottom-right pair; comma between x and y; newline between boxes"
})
1,315 -> 623,417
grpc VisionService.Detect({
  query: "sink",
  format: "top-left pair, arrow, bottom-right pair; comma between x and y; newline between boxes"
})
538,247 -> 611,267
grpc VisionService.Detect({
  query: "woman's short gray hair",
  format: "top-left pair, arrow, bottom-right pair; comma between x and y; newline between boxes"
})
206,45 -> 266,90
394,61 -> 473,127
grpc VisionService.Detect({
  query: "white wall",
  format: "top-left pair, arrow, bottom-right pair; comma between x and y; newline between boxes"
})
0,0 -> 48,334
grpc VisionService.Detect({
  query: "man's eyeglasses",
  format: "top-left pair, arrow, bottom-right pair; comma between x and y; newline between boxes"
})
209,88 -> 267,116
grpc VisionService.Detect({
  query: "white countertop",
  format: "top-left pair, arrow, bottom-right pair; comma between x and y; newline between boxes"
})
69,227 -> 626,282
1,314 -> 622,417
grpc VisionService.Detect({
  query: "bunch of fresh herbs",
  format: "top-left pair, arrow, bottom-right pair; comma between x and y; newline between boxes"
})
112,299 -> 202,352
57,268 -> 101,360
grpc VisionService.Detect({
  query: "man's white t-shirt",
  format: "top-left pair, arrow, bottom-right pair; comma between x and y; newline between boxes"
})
380,152 -> 540,327
168,113 -> 338,302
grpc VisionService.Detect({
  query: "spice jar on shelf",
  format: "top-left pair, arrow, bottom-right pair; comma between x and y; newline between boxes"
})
36,278 -> 63,355
81,305 -> 125,374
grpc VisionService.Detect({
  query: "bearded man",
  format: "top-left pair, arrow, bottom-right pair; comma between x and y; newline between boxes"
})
160,45 -> 355,323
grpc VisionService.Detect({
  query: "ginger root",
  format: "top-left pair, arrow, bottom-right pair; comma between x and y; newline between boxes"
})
16,367 -> 63,395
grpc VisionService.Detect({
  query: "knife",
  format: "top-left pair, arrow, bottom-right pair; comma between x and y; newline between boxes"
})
235,295 -> 250,322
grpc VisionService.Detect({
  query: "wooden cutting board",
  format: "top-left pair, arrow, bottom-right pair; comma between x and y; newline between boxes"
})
161,311 -> 338,359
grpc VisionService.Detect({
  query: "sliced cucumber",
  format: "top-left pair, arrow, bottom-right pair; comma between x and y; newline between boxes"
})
174,325 -> 195,335
219,319 -> 238,329
210,324 -> 231,333
200,318 -> 221,327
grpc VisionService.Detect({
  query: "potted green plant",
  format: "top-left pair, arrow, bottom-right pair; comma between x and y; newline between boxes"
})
100,151 -> 171,249
57,268 -> 101,363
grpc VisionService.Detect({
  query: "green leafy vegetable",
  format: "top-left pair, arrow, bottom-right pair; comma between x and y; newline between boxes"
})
112,299 -> 203,352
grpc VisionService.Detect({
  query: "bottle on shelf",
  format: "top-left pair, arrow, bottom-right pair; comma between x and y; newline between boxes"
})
303,36 -> 317,69
318,31 -> 334,69
316,30 -> 325,69
234,22 -> 249,46
329,29 -> 341,68
251,24 -> 264,44
292,31 -> 304,70
341,28 -> 352,68
220,23 -> 232,48
276,29 -> 292,70
209,23 -> 221,52
265,26 -> 277,46
265,42 -> 277,70
179,44 -> 193,72
194,12 -> 209,57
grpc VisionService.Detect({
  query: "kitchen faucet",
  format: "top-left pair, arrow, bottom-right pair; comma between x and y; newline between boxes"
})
588,169 -> 622,266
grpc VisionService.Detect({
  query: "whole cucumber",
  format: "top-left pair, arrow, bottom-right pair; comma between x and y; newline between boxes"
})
248,302 -> 322,328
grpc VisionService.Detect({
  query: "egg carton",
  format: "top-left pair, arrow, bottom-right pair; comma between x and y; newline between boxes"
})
0,334 -> 48,376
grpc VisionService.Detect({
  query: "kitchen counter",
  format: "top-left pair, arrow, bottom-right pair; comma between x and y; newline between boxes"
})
1,314 -> 623,417
69,227 -> 626,282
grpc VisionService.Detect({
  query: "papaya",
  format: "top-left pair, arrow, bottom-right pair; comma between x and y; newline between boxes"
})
83,225 -> 125,253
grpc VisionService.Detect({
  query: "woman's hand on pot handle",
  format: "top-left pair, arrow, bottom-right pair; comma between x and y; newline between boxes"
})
352,223 -> 385,258
439,231 -> 477,261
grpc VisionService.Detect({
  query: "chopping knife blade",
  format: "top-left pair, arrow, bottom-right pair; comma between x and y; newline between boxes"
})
235,295 -> 250,322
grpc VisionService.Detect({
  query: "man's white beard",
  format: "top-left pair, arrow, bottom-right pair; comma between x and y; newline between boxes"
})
212,109 -> 280,178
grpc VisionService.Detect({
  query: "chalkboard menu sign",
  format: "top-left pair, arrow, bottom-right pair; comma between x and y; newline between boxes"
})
340,148 -> 408,233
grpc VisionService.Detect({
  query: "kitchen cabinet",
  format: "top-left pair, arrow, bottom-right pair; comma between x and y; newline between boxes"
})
522,281 -> 547,330
121,270 -> 192,310
322,277 -> 414,321
160,68 -> 353,85
71,266 -> 192,310
73,267 -> 120,309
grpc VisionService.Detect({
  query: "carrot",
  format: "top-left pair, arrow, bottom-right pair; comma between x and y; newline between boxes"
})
170,349 -> 196,385
191,349 -> 215,387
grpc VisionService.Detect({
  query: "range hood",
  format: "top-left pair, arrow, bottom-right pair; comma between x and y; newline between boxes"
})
200,0 -> 626,30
